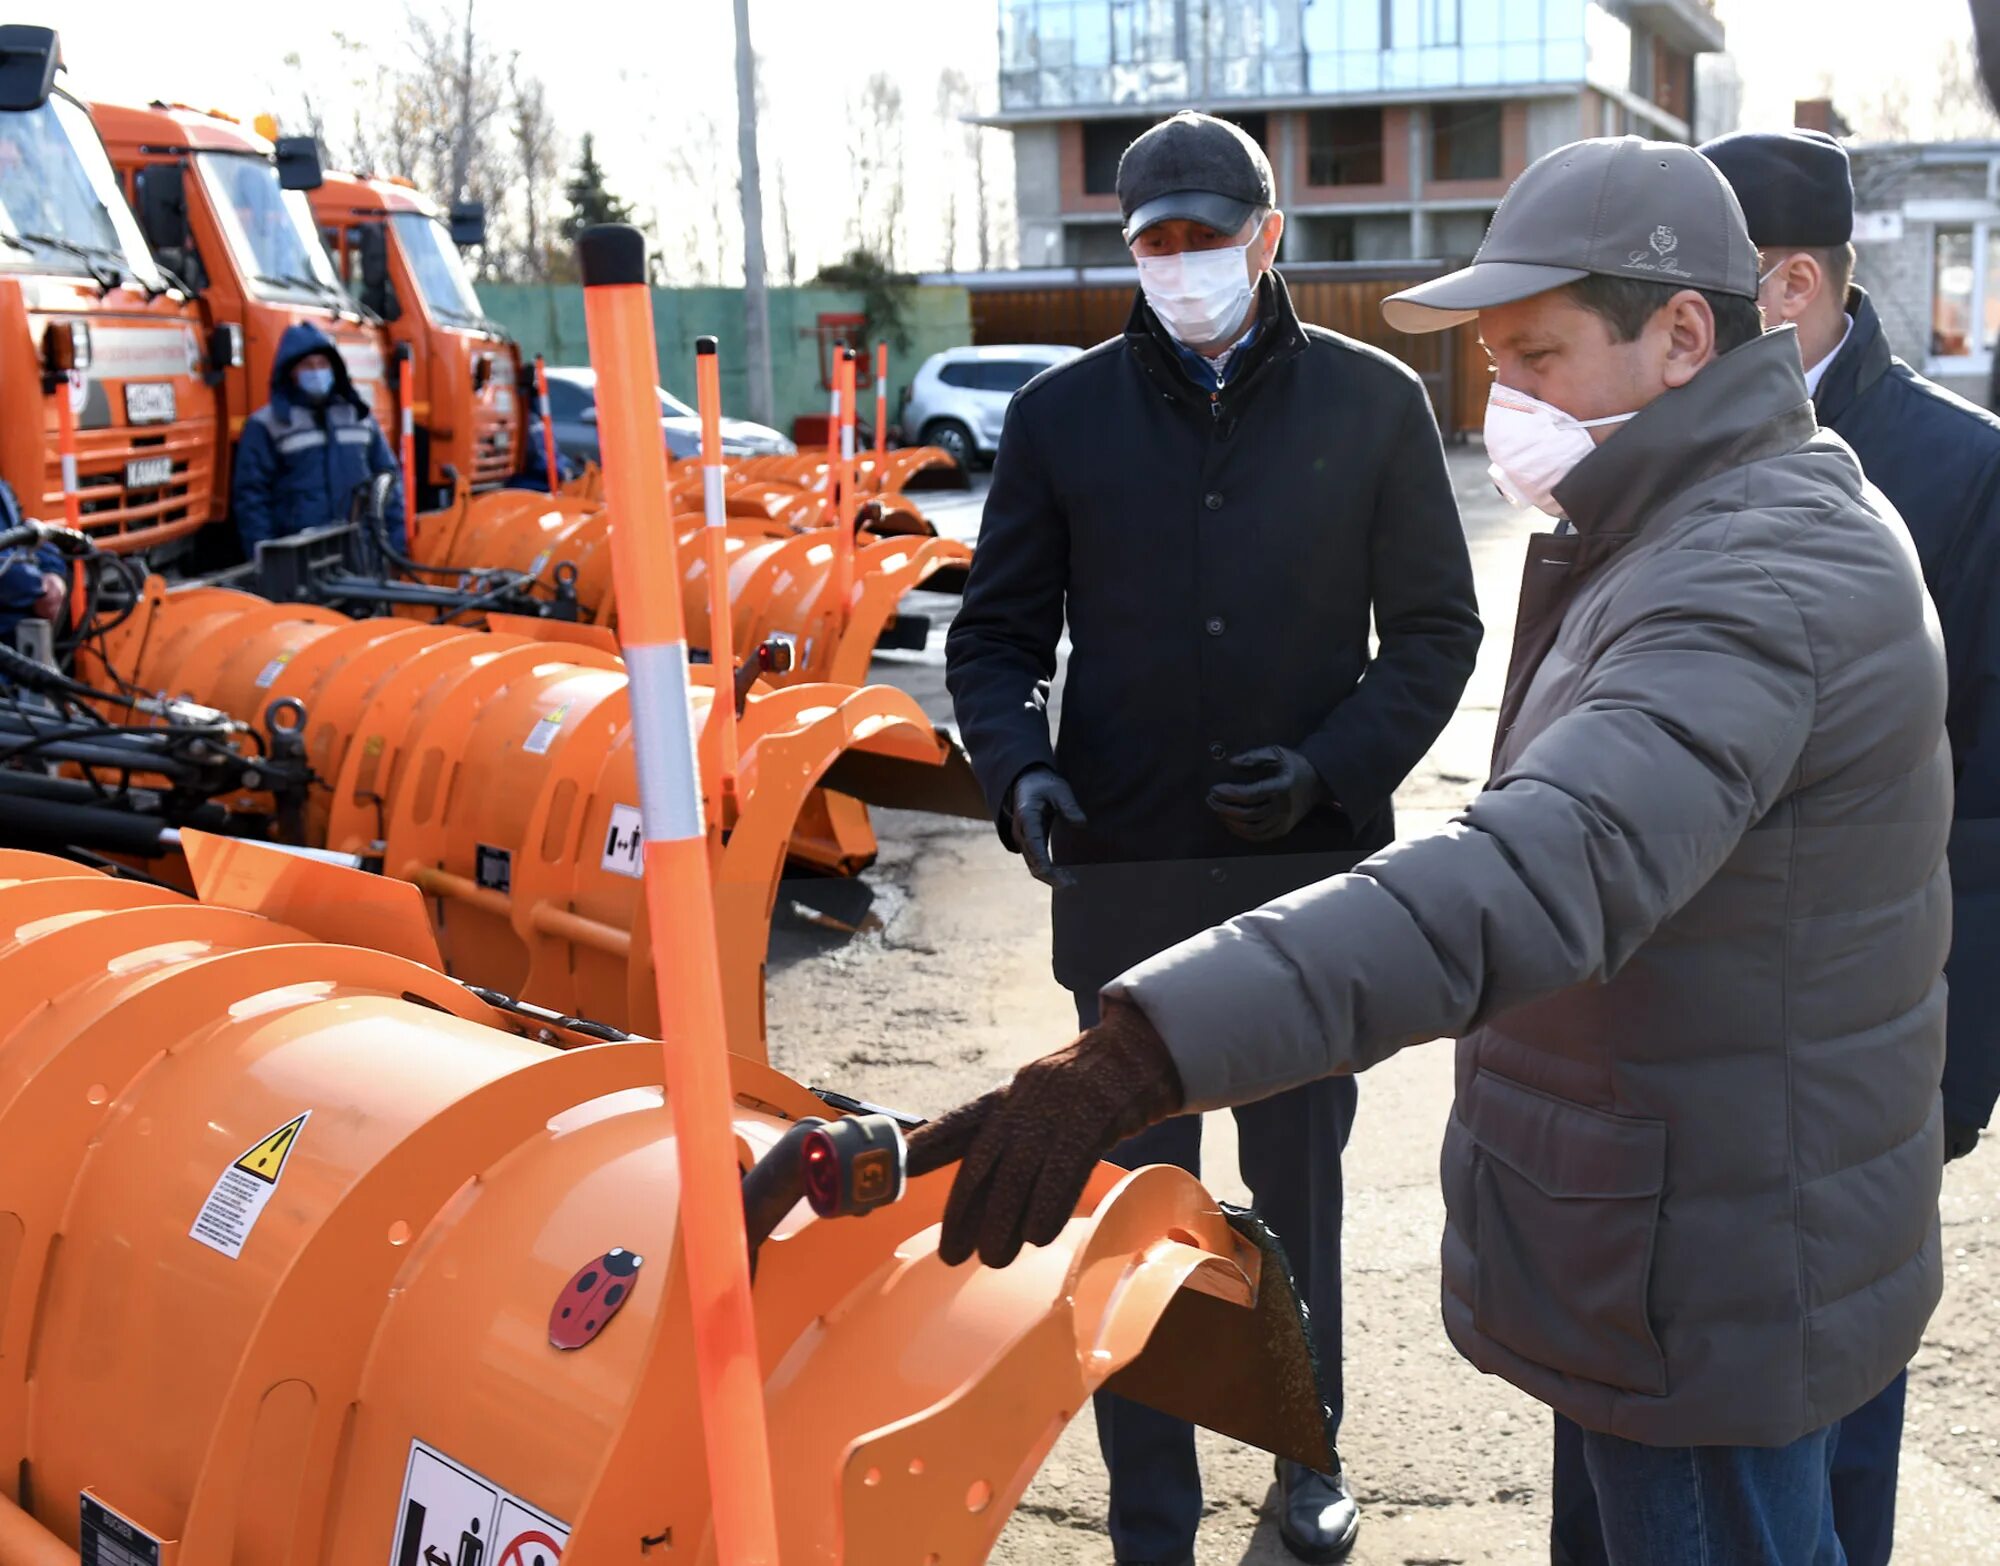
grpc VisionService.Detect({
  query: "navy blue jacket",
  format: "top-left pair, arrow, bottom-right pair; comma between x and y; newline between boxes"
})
1819,289 -> 2000,1128
945,274 -> 1481,990
232,321 -> 405,553
0,479 -> 60,638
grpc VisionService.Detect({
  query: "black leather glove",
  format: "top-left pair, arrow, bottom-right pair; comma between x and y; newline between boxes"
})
1206,745 -> 1327,842
1006,765 -> 1087,888
1946,1119 -> 1981,1163
906,1000 -> 1187,1268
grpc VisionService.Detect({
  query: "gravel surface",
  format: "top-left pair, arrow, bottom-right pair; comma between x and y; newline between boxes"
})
762,453 -> 2000,1564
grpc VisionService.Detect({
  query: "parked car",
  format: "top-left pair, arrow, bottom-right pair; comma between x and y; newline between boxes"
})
901,344 -> 1078,468
542,366 -> 796,464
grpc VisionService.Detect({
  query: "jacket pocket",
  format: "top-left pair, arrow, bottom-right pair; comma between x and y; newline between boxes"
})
1466,1068 -> 1668,1398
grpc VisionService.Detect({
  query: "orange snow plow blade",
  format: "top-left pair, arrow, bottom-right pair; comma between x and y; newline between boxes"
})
0,849 -> 1328,1562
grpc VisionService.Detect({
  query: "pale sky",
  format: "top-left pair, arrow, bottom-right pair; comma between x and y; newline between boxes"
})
43,0 -> 1997,279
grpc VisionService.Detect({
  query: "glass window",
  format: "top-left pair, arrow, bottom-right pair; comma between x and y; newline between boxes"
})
979,361 -> 1045,393
938,361 -> 981,389
1933,228 -> 1974,358
1307,107 -> 1386,185
1432,100 -> 1503,181
198,152 -> 343,301
1463,0 -> 1503,44
1427,0 -> 1460,45
546,378 -> 589,419
391,211 -> 485,325
1076,1 -> 1113,65
1083,117 -> 1150,194
0,96 -> 164,288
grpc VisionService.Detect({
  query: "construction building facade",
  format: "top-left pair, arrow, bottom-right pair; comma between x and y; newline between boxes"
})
990,0 -> 1734,266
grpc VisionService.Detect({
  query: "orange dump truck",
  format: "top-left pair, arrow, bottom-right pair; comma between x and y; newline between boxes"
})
313,171 -> 522,504
88,99 -> 393,530
0,27 -> 217,550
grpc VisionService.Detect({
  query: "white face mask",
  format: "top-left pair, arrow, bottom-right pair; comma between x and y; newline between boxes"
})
1484,384 -> 1636,517
1135,227 -> 1261,348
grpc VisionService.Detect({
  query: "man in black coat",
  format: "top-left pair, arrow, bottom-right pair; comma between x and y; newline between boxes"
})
944,112 -> 1481,1566
1532,124 -> 2000,1566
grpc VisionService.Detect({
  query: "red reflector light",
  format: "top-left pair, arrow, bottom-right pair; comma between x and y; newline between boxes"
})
801,1129 -> 841,1215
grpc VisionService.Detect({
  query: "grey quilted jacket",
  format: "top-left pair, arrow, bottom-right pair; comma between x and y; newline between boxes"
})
1108,332 -> 1952,1446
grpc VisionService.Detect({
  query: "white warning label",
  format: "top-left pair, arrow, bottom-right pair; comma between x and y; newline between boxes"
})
599,803 -> 644,879
189,1110 -> 310,1260
253,650 -> 295,689
392,1439 -> 569,1566
523,703 -> 569,756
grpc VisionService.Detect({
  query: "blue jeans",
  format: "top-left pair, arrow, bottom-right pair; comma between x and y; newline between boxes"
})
1077,989 -> 1355,1562
1551,1413 -> 1846,1566
1554,1375 -> 1903,1566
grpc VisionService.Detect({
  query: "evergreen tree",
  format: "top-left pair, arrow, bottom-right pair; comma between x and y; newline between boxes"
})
560,133 -> 634,243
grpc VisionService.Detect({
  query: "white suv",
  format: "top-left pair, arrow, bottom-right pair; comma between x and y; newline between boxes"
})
902,344 -> 1078,468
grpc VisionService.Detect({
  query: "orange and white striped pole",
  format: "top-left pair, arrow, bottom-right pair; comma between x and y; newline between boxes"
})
821,350 -> 842,525
534,354 -> 561,495
835,346 -> 858,631
695,336 -> 739,800
396,350 -> 418,531
577,223 -> 780,1566
873,340 -> 889,461
52,372 -> 82,530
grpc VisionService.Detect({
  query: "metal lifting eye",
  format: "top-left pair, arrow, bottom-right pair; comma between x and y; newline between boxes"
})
553,560 -> 580,589
265,697 -> 306,736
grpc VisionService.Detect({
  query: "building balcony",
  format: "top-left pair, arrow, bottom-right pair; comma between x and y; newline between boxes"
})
1617,0 -> 1725,55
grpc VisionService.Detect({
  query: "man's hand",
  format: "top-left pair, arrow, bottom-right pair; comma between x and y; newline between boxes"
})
906,1000 -> 1186,1267
1946,1119 -> 1981,1163
1007,765 -> 1087,887
1206,745 -> 1327,842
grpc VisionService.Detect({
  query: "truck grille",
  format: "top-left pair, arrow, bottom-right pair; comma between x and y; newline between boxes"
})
51,416 -> 217,554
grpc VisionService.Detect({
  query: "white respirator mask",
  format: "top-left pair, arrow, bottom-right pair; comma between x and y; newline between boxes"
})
1483,384 -> 1635,517
1135,225 -> 1262,348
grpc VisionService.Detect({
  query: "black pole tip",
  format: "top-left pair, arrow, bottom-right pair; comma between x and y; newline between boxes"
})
696,336 -> 719,356
577,224 -> 647,289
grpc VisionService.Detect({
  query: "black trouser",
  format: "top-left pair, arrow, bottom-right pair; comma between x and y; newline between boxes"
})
1075,987 -> 1356,1562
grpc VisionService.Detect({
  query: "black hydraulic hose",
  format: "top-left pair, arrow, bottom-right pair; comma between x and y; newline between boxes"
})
0,792 -> 174,857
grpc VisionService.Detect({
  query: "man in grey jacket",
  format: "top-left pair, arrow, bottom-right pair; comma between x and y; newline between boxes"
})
910,137 -> 1953,1565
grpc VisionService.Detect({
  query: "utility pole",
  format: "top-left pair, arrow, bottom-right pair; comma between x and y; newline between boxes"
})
733,0 -> 776,426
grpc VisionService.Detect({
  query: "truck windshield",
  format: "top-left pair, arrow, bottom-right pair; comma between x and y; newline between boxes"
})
0,94 -> 163,288
198,151 -> 344,303
391,211 -> 486,326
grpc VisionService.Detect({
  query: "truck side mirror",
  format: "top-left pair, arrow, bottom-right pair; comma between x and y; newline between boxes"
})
274,136 -> 324,192
358,223 -> 399,322
448,201 -> 487,247
135,163 -> 188,256
0,24 -> 59,112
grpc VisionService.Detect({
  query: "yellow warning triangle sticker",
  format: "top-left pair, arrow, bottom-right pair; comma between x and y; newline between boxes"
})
233,1112 -> 309,1185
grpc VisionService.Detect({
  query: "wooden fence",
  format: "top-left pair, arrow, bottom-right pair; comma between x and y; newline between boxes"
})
961,263 -> 1489,437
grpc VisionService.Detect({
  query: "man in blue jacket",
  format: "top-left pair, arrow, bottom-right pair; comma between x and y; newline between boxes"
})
0,480 -> 62,639
232,322 -> 405,555
1519,122 -> 2000,1566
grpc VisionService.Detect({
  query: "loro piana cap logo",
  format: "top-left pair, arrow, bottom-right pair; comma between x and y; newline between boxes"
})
1625,223 -> 1691,278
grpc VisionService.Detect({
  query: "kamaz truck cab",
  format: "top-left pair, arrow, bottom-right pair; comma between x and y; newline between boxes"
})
0,27 -> 218,552
88,99 -> 395,525
313,172 -> 521,504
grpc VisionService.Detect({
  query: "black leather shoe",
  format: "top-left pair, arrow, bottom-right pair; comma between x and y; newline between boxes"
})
1275,1456 -> 1360,1563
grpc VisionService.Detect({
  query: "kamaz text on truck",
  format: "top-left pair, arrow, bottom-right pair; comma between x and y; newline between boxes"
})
0,26 -> 218,553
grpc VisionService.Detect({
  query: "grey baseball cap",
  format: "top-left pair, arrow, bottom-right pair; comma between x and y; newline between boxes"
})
1383,136 -> 1759,333
1117,112 -> 1275,240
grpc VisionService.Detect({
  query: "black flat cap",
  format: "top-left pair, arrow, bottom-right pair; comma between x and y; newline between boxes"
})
1699,128 -> 1854,247
1117,112 -> 1274,240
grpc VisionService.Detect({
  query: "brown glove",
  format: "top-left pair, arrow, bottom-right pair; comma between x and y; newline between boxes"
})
906,1000 -> 1186,1268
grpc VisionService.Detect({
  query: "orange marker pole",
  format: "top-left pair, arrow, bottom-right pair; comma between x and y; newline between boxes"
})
836,347 -> 857,632
576,223 -> 780,1566
695,336 -> 739,799
52,372 -> 82,530
873,340 -> 889,460
397,351 -> 418,534
534,354 -> 561,495
821,356 -> 841,524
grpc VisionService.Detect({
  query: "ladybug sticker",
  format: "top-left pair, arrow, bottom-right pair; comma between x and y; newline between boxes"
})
548,1247 -> 643,1350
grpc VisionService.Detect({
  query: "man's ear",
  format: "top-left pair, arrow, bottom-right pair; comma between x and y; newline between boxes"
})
1659,290 -> 1716,388
1259,210 -> 1285,271
1765,252 -> 1825,326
